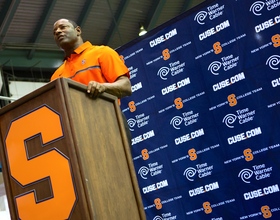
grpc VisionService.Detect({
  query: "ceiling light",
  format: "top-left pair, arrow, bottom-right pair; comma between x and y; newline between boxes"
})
139,24 -> 147,36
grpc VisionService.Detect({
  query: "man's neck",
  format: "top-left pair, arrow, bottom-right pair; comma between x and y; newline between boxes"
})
63,39 -> 84,58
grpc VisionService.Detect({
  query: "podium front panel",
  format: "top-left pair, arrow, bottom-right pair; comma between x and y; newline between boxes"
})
0,78 -> 145,220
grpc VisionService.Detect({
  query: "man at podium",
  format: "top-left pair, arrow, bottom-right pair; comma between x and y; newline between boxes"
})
51,18 -> 131,99
51,18 -> 132,143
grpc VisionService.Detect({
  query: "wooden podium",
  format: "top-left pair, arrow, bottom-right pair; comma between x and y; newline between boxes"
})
0,78 -> 146,220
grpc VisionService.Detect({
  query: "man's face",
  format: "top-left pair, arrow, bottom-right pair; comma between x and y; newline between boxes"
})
53,19 -> 80,49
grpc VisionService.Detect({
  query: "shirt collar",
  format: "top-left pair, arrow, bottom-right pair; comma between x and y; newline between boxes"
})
74,41 -> 92,54
64,41 -> 92,60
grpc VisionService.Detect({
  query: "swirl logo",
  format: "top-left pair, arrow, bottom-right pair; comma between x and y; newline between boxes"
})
183,167 -> 197,181
208,61 -> 222,75
194,11 -> 208,25
249,1 -> 265,16
127,118 -> 136,131
266,55 -> 280,70
222,114 -> 237,128
153,216 -> 163,220
170,116 -> 183,129
157,67 -> 170,80
238,168 -> 254,183
138,166 -> 149,179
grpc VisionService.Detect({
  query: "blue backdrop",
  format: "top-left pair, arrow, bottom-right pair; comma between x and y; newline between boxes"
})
117,0 -> 280,219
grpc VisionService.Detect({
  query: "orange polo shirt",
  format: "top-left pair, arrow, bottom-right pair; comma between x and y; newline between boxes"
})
51,41 -> 130,85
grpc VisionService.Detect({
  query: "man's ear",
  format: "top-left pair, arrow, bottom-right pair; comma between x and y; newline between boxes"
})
76,26 -> 82,36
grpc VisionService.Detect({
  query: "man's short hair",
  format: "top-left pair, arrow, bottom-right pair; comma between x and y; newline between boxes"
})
67,19 -> 78,28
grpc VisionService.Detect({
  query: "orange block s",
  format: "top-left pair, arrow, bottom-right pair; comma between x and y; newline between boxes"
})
5,105 -> 77,220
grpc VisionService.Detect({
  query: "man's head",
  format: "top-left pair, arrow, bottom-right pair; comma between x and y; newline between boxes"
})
53,18 -> 83,53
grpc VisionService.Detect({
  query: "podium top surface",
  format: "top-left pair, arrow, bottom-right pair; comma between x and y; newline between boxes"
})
0,78 -> 118,115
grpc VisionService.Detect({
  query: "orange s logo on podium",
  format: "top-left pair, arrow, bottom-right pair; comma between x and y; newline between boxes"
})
5,105 -> 77,220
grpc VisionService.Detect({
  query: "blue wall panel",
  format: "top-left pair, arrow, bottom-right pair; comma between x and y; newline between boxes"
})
117,0 -> 280,219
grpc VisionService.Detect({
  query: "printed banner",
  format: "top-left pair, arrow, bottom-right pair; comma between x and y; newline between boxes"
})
117,0 -> 280,219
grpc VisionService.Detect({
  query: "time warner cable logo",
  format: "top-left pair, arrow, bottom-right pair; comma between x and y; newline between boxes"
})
127,113 -> 150,131
238,169 -> 254,183
266,55 -> 280,70
238,164 -> 273,183
153,216 -> 163,220
170,116 -> 183,129
208,61 -> 222,75
138,166 -> 149,179
250,1 -> 265,16
138,162 -> 163,179
194,3 -> 225,25
222,108 -> 256,128
208,55 -> 239,76
183,163 -> 213,181
183,167 -> 197,181
250,1 -> 280,16
157,61 -> 186,82
127,118 -> 136,131
222,114 -> 237,128
157,67 -> 170,80
194,11 -> 208,25
170,111 -> 199,129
